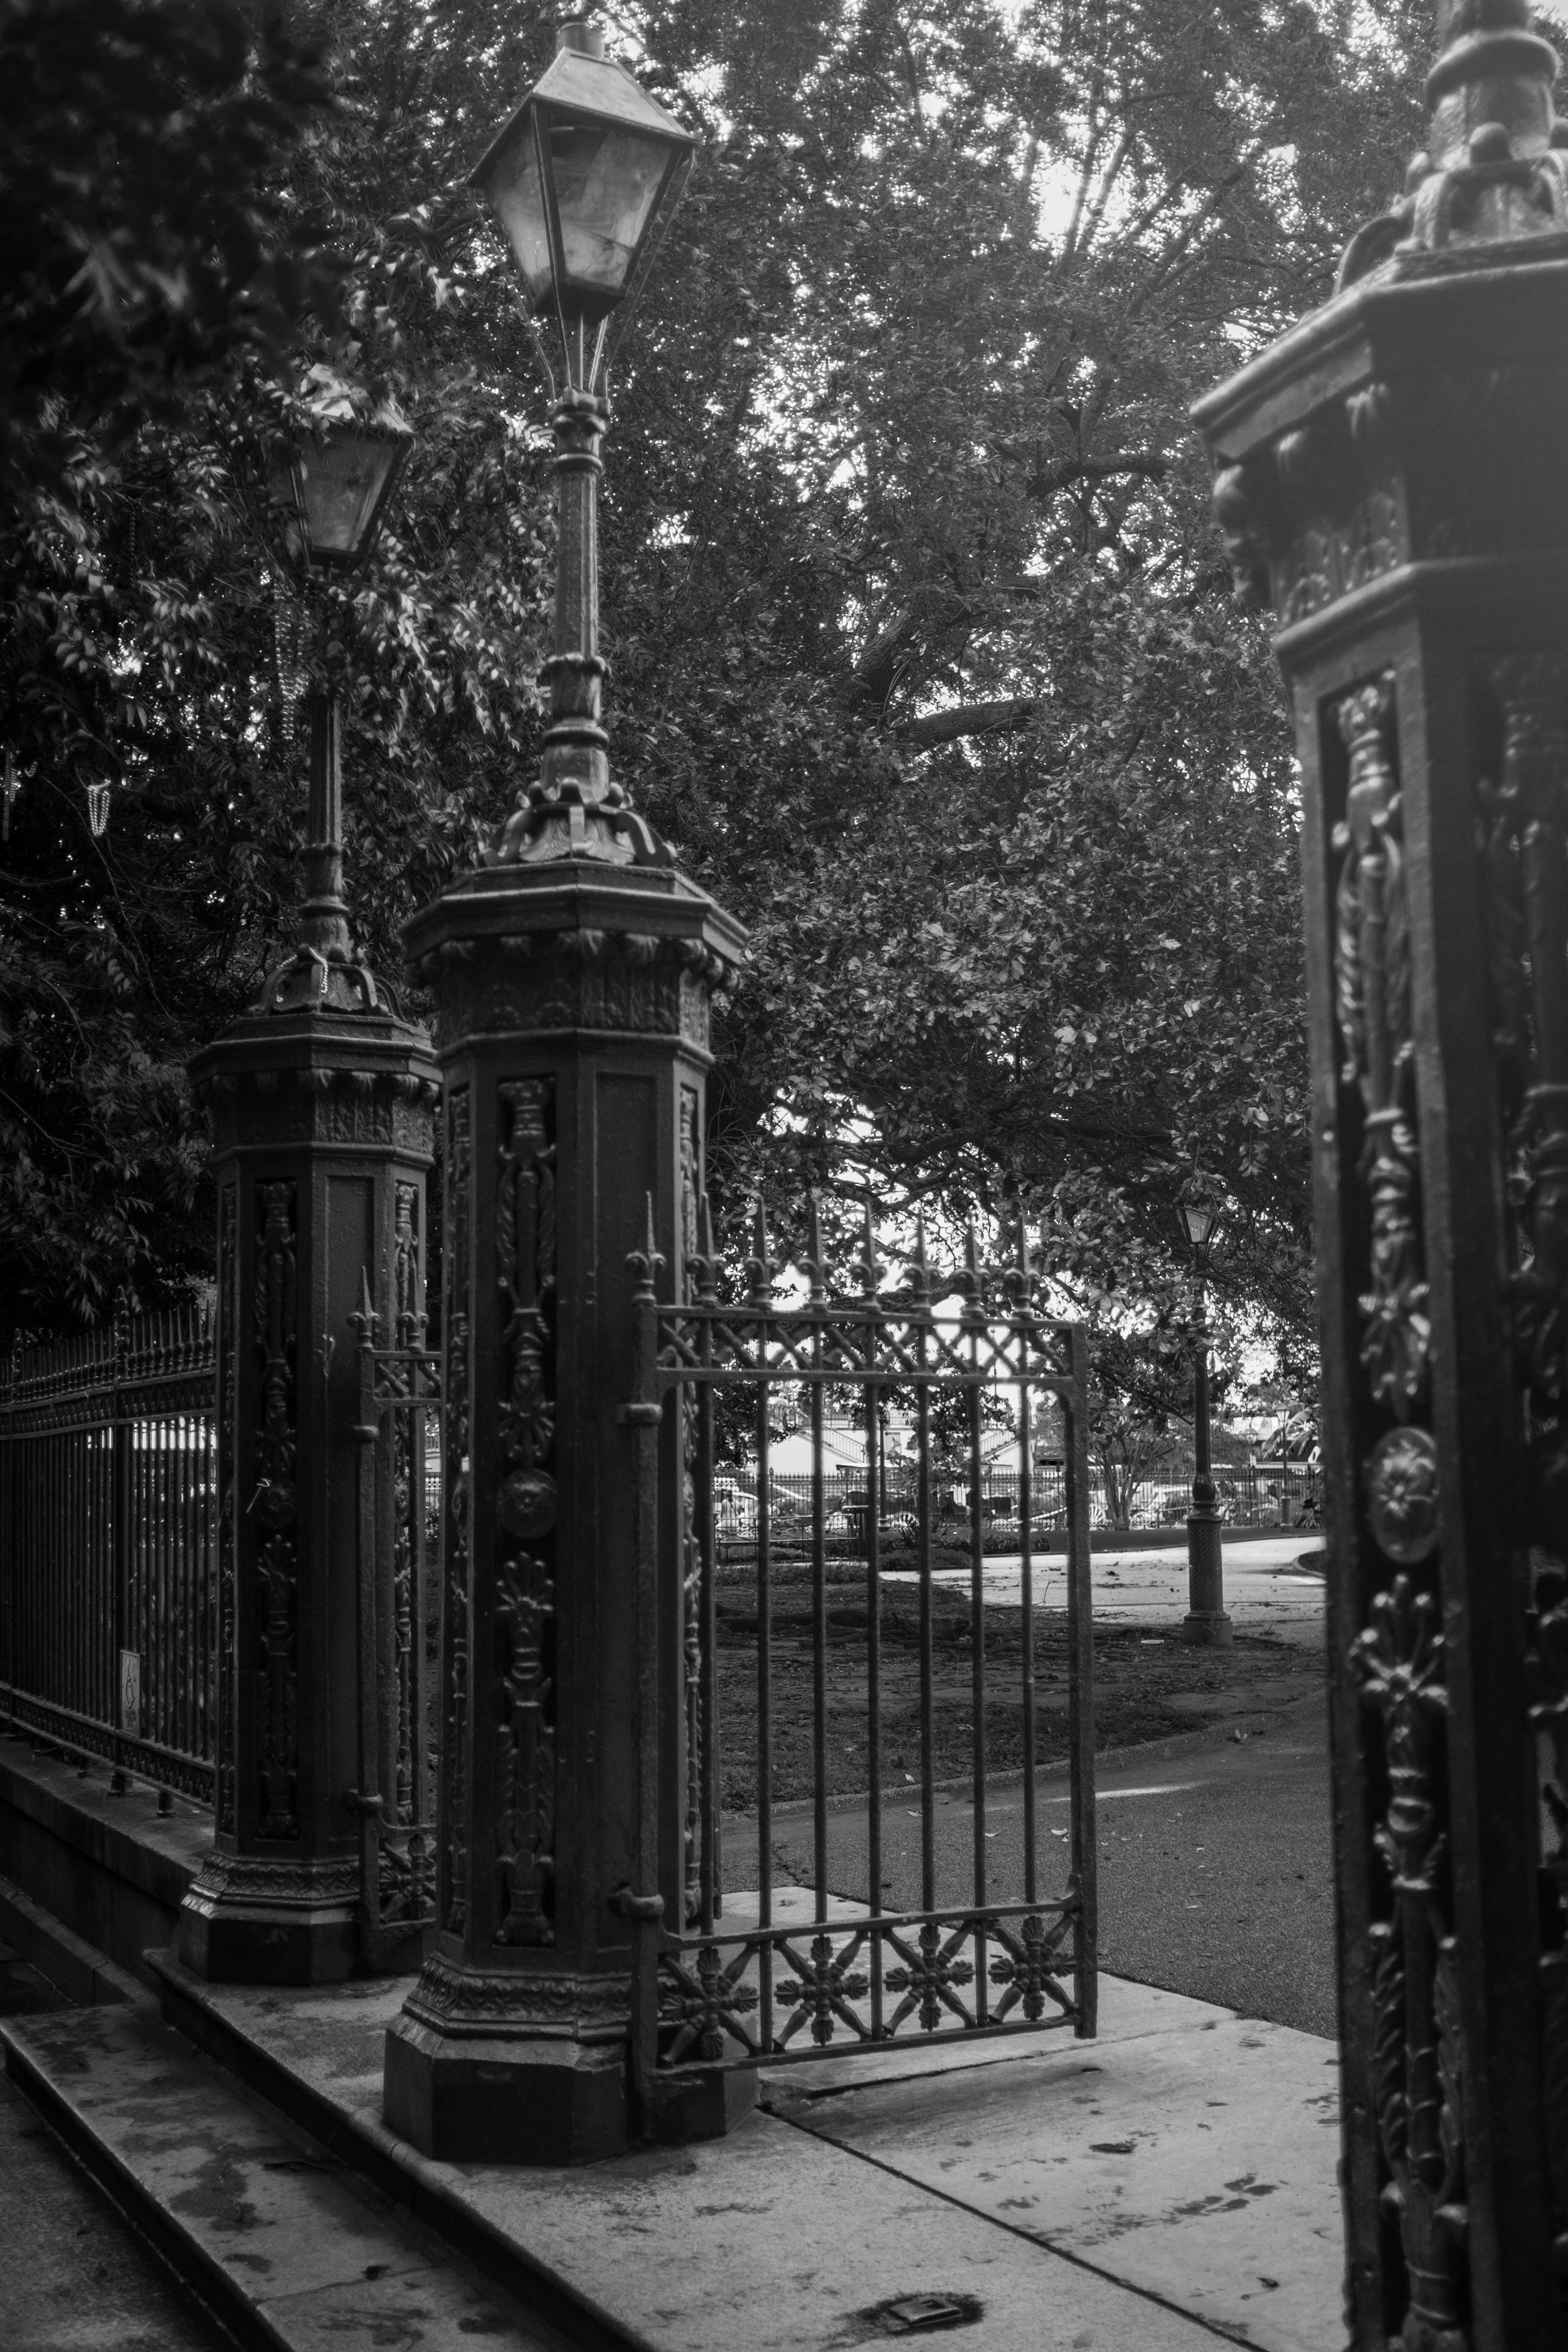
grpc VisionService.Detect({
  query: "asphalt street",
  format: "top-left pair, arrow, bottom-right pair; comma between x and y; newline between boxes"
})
722,1537 -> 1337,2038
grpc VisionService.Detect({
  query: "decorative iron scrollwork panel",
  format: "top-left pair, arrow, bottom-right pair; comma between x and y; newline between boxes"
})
1476,654 -> 1568,2284
1333,677 -> 1429,1429
1479,655 -> 1568,1547
1328,675 -> 1463,2345
440,1089 -> 472,1937
493,1078 -> 557,1947
216,1183 -> 238,1835
649,1905 -> 1076,2076
1357,1577 -> 1466,2351
253,1180 -> 299,1840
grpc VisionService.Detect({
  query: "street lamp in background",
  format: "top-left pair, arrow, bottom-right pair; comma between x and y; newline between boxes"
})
1178,1188 -> 1232,1648
180,376 -> 437,1991
261,380 -> 413,1012
469,16 -> 694,864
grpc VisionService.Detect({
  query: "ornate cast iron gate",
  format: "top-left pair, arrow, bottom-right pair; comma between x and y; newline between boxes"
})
625,1202 -> 1096,2111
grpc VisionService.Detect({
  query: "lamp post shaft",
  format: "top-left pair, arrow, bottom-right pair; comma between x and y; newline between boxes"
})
299,691 -> 354,964
488,384 -> 667,869
541,388 -> 609,805
1184,1284 -> 1231,1646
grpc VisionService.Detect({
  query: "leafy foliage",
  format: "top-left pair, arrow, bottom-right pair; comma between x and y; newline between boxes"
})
0,0 -> 341,507
0,0 -> 1441,1357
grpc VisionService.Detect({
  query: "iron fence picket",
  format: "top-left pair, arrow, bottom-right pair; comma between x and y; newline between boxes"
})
0,1306 -> 219,1804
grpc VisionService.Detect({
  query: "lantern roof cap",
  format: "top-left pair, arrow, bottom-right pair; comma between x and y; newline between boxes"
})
469,33 -> 692,194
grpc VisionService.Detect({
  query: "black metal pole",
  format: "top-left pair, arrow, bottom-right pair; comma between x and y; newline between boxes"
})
258,667 -> 379,1014
1184,1278 -> 1231,1646
489,356 -> 667,869
299,692 -> 353,963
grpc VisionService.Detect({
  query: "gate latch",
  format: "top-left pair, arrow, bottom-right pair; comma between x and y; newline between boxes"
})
612,1885 -> 665,1921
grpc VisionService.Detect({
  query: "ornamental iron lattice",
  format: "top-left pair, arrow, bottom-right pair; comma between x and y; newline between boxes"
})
623,1198 -> 1096,2100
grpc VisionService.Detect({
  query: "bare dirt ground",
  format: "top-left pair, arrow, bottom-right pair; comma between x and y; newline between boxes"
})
713,1550 -> 1323,1809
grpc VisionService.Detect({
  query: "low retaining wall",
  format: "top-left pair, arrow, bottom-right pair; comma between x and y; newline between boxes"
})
0,1735 -> 208,1989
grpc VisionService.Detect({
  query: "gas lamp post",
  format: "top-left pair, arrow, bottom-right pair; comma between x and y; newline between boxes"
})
262,386 -> 413,1012
180,386 -> 438,1989
469,17 -> 693,864
384,19 -> 744,2163
1179,1190 -> 1231,1647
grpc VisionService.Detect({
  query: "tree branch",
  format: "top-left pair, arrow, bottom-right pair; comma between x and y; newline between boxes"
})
897,697 -> 1037,750
853,574 -> 1056,704
1025,453 -> 1170,501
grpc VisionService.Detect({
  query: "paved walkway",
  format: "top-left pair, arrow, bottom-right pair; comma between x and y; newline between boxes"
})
886,1534 -> 1326,1644
48,1946 -> 1342,2352
768,1972 -> 1340,2352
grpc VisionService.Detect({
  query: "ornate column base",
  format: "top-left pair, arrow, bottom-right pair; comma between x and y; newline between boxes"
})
1183,1512 -> 1232,1646
383,2006 -> 757,2161
383,1965 -> 628,2163
178,1853 -> 359,1985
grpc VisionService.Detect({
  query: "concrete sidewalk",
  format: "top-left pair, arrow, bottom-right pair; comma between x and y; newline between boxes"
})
891,1534 -> 1325,1646
0,1942 -> 1345,2351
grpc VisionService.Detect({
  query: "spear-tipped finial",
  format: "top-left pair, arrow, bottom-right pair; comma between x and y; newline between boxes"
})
805,1191 -> 827,1305
856,1201 -> 883,1296
746,1199 -> 775,1304
909,1212 -> 931,1304
628,1190 -> 665,1300
694,1192 -> 719,1303
959,1215 -> 985,1322
351,1265 -> 379,1344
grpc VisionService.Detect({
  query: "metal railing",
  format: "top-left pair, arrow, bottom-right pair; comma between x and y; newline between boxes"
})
0,1306 -> 218,1806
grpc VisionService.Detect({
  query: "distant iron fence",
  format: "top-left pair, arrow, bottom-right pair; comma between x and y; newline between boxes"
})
714,1459 -> 1322,1547
0,1306 -> 219,1806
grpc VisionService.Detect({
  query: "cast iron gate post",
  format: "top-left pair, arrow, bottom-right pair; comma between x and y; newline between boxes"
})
181,692 -> 440,1984
1195,4 -> 1568,2342
382,871 -> 745,2164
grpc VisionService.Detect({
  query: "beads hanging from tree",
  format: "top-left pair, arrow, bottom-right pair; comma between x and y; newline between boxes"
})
272,571 -> 310,745
3,749 -> 34,841
85,778 -> 112,837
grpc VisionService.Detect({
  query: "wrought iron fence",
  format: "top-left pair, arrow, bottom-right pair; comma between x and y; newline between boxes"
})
0,1306 -> 218,1806
625,1207 -> 1096,2108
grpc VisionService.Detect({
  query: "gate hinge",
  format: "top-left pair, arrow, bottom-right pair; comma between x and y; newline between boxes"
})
616,1401 -> 662,1427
